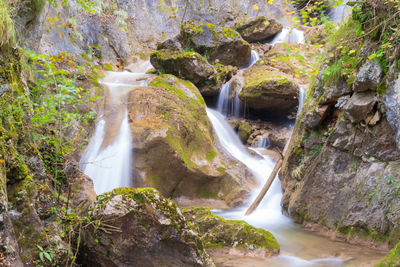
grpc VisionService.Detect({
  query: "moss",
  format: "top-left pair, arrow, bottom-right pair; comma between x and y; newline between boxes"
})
181,207 -> 280,254
376,242 -> 400,267
206,150 -> 217,162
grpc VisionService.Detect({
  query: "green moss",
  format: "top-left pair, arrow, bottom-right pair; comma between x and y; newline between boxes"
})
181,207 -> 280,253
376,242 -> 400,267
206,150 -> 217,162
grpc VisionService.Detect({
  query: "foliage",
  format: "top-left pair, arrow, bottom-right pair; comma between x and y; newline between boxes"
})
0,0 -> 15,51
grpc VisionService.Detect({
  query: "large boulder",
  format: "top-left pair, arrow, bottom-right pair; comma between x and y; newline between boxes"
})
235,16 -> 283,42
129,75 -> 253,206
81,188 -> 215,267
239,65 -> 299,111
181,207 -> 280,256
179,20 -> 252,67
150,49 -> 235,96
353,59 -> 383,92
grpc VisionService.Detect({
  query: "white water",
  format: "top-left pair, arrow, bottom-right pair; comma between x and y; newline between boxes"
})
257,136 -> 270,148
271,27 -> 305,45
330,0 -> 351,23
80,62 -> 152,194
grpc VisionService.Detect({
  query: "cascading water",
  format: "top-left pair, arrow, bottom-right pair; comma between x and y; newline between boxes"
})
80,63 -> 151,194
330,0 -> 351,23
216,50 -> 260,117
271,27 -> 305,45
257,136 -> 270,148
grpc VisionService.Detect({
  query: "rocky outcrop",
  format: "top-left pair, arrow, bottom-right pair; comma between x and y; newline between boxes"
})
181,207 -> 280,255
150,49 -> 235,96
239,65 -> 299,111
81,188 -> 215,267
353,59 -> 383,92
165,20 -> 252,67
342,91 -> 377,123
235,16 -> 282,42
128,74 -> 253,206
384,64 -> 400,150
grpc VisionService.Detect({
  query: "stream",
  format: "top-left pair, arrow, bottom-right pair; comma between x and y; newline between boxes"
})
80,4 -> 386,266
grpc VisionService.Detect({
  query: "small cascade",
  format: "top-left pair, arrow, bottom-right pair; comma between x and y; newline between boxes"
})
329,0 -> 351,23
80,62 -> 152,194
297,87 -> 306,116
216,50 -> 260,117
258,136 -> 270,148
270,27 -> 305,45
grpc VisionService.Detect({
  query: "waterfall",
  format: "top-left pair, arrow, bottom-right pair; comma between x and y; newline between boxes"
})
329,0 -> 351,23
80,62 -> 152,195
271,27 -> 305,45
258,136 -> 270,148
297,87 -> 306,116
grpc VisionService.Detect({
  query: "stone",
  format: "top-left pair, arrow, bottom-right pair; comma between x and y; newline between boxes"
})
342,91 -> 377,123
181,207 -> 280,255
239,65 -> 299,112
81,188 -> 215,267
237,121 -> 253,144
353,59 -> 383,92
179,20 -> 252,67
301,25 -> 331,44
384,64 -> 400,149
318,80 -> 352,105
128,74 -> 253,206
235,16 -> 282,42
150,49 -> 217,94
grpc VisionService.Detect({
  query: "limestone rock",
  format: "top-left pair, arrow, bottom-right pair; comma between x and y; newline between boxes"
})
181,207 -> 280,255
353,59 -> 383,92
82,188 -> 215,267
342,91 -> 377,123
179,20 -> 252,67
384,65 -> 400,150
239,65 -> 299,111
128,75 -> 253,206
235,16 -> 282,42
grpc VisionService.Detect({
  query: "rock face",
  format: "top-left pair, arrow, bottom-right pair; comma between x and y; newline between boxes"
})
181,207 -> 280,255
179,21 -> 252,67
280,46 -> 400,244
384,64 -> 400,150
129,75 -> 253,206
239,65 -> 299,111
81,188 -> 215,267
235,16 -> 283,42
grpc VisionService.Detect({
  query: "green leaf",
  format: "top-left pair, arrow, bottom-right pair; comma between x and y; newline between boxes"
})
36,245 -> 44,251
368,53 -> 377,60
44,252 -> 52,262
39,252 -> 44,262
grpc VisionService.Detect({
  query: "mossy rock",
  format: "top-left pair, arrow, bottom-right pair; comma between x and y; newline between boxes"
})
150,49 -> 227,96
180,20 -> 251,67
235,16 -> 282,42
181,207 -> 280,256
376,242 -> 400,267
239,65 -> 299,112
82,188 -> 215,267
237,121 -> 253,144
128,74 -> 252,206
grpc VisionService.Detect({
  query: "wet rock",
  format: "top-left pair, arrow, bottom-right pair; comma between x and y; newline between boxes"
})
82,188 -> 215,267
179,20 -> 251,67
237,121 -> 253,144
353,59 -> 383,92
129,74 -> 253,206
235,16 -> 282,42
239,65 -> 299,112
384,65 -> 400,149
181,207 -> 280,255
150,49 -> 217,93
342,91 -> 377,123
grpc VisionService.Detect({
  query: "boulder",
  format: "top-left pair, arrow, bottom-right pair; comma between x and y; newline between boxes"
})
179,20 -> 252,67
353,59 -> 383,92
129,75 -> 253,206
81,188 -> 215,267
150,49 -> 235,96
235,16 -> 283,42
239,65 -> 299,111
181,207 -> 280,255
237,121 -> 253,144
301,25 -> 331,44
342,91 -> 377,123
